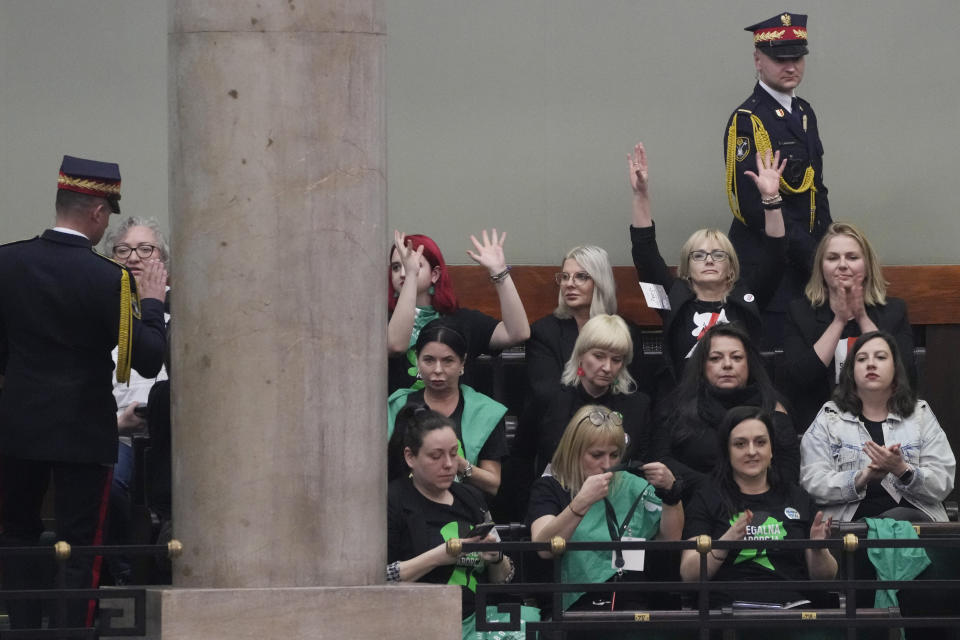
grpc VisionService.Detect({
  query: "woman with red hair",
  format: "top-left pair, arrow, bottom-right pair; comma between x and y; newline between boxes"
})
388,229 -> 530,394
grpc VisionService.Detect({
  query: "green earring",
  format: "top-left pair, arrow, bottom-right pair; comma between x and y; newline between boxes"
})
428,285 -> 435,295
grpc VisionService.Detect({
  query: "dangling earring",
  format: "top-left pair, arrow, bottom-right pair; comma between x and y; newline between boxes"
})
577,366 -> 584,377
428,285 -> 435,295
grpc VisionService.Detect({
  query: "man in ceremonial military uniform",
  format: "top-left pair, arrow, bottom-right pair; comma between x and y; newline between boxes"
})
724,12 -> 831,347
0,156 -> 167,630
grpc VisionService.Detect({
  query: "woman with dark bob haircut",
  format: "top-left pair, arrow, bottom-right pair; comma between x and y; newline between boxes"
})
651,323 -> 800,502
681,406 -> 837,616
388,320 -> 509,495
801,331 -> 955,522
386,405 -> 516,639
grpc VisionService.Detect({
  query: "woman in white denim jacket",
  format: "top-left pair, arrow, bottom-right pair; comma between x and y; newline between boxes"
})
800,331 -> 955,522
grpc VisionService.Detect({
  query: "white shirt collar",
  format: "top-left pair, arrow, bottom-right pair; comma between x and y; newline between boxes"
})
758,80 -> 795,113
52,226 -> 90,240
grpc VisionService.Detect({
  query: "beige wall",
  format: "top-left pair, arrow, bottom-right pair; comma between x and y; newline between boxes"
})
2,1 -> 957,267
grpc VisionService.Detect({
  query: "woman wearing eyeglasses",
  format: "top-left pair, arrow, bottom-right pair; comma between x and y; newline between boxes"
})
628,142 -> 786,382
388,229 -> 530,395
522,246 -> 654,440
527,404 -> 683,620
102,216 -> 170,585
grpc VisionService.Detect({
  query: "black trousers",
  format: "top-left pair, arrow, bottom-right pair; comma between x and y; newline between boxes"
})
0,456 -> 113,631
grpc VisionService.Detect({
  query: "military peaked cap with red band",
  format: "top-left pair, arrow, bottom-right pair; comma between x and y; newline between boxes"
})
745,12 -> 808,59
57,155 -> 122,213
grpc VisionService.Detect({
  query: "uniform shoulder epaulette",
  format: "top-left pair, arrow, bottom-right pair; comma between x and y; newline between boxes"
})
90,249 -> 126,268
737,107 -> 753,114
0,237 -> 40,250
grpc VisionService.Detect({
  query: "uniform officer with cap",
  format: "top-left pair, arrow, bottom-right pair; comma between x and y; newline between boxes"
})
0,155 -> 167,630
723,12 -> 831,347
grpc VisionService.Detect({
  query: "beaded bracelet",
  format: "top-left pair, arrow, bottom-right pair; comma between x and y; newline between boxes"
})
386,560 -> 400,583
489,266 -> 512,284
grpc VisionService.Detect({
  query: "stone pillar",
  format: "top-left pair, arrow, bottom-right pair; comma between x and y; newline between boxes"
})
157,1 -> 459,637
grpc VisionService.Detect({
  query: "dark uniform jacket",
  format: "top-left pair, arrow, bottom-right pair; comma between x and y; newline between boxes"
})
724,83 -> 832,313
0,229 -> 166,464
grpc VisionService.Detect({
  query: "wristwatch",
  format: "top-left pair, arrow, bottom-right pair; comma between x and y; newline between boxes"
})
898,467 -> 915,485
459,462 -> 473,480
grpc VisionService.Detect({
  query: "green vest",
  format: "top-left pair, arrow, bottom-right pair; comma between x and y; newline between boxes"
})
561,473 -> 662,610
387,384 -> 507,465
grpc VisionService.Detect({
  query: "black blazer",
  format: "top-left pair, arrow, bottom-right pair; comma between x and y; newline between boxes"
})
0,229 -> 167,463
781,296 -> 914,432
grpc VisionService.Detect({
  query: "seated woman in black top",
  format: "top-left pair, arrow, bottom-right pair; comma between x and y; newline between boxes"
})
388,321 -> 509,495
532,313 -> 654,473
652,323 -> 799,503
782,222 -> 915,432
627,142 -> 786,382
680,406 -> 837,616
524,245 -> 654,424
387,405 -> 514,640
388,229 -> 530,394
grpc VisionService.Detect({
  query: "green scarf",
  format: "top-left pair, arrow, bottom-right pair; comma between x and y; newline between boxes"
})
387,385 -> 507,465
561,473 -> 662,610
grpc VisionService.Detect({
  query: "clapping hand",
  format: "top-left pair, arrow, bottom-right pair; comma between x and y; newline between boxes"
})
809,511 -> 833,540
828,280 -> 866,323
721,509 -> 754,541
863,441 -> 909,476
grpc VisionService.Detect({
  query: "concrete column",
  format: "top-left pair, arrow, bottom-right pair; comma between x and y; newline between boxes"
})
169,0 -> 385,589
161,5 -> 460,636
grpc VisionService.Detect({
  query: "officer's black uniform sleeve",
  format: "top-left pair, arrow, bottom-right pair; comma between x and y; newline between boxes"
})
131,297 -> 167,378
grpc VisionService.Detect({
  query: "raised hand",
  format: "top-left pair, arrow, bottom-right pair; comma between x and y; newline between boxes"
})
743,149 -> 787,200
627,142 -> 649,196
393,230 -> 424,280
809,511 -> 833,540
466,229 -> 508,275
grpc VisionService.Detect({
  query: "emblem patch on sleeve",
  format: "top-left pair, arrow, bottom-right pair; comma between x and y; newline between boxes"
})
735,137 -> 750,162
